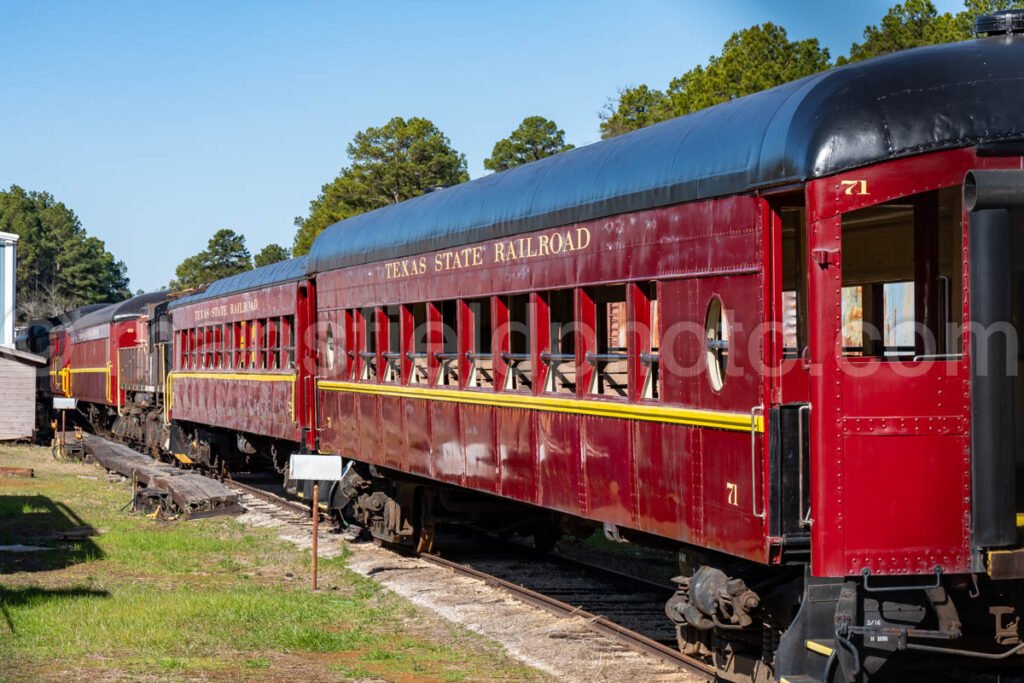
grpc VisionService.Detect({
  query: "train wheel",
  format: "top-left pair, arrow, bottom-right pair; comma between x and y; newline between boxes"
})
414,521 -> 436,554
413,490 -> 436,554
532,524 -> 562,554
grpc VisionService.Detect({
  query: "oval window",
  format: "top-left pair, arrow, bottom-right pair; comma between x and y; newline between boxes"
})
325,323 -> 336,371
705,297 -> 729,391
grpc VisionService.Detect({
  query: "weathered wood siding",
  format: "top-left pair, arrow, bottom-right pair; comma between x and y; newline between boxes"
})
0,354 -> 36,440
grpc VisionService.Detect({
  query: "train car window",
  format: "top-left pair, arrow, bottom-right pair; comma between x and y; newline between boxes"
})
250,319 -> 260,369
781,207 -> 808,359
282,315 -> 295,369
466,298 -> 494,389
207,326 -> 215,368
251,320 -> 261,369
223,323 -> 233,368
840,187 -> 962,360
215,324 -> 224,368
325,322 -> 336,372
359,307 -> 378,381
204,326 -> 212,368
264,319 -> 272,369
544,290 -> 576,394
409,302 -> 429,384
436,300 -> 459,386
706,296 -> 729,391
343,310 -> 355,379
503,294 -> 532,391
271,318 -> 282,370
230,321 -> 239,368
383,305 -> 401,383
641,282 -> 660,401
588,285 -> 628,397
238,321 -> 248,369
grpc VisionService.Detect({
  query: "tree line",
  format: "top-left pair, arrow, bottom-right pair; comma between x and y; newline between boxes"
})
290,0 -> 1021,260
0,186 -> 130,320
5,0 -> 1018,314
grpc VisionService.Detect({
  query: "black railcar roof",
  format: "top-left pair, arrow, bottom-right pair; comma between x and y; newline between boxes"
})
45,303 -> 110,334
309,35 -> 1024,274
168,255 -> 309,310
69,291 -> 173,333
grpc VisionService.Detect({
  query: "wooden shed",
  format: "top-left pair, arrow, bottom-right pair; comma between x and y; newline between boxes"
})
0,345 -> 44,440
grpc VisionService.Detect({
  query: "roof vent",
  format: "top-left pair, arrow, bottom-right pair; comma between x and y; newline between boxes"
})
975,9 -> 1024,36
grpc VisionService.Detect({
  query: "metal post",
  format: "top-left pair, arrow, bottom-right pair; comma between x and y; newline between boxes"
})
312,482 -> 319,590
60,409 -> 66,459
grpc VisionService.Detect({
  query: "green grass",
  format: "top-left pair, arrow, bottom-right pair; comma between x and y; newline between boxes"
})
0,444 -> 547,682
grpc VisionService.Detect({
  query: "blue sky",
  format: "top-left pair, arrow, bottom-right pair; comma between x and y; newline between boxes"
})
0,0 -> 967,293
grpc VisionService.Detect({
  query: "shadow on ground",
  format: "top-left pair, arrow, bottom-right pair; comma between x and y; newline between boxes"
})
0,585 -> 110,634
0,495 -> 103,573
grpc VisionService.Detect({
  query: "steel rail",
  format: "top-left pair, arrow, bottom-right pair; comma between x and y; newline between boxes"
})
226,478 -> 712,679
417,550 -> 714,678
227,479 -> 311,517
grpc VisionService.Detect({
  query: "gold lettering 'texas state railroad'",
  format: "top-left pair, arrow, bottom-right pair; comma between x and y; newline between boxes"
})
385,226 -> 592,280
193,298 -> 259,323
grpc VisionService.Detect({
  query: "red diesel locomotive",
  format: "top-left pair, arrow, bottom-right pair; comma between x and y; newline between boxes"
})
30,14 -> 1024,682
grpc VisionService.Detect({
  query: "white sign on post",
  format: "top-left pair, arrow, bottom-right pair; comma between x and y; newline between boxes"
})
53,397 -> 77,411
288,454 -> 343,481
287,453 -> 344,592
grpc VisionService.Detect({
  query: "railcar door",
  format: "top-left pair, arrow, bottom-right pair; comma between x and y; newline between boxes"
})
807,184 -> 971,577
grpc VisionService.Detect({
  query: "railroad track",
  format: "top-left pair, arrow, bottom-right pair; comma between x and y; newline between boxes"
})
224,476 -> 713,680
417,549 -> 714,678
227,478 -> 311,518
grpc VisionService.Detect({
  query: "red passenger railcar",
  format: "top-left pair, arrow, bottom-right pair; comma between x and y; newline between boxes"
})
166,257 -> 314,468
303,23 -> 1024,682
43,303 -> 109,398
59,292 -> 171,428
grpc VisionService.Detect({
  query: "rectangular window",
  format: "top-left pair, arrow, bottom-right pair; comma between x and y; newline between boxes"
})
250,320 -> 261,369
343,309 -> 355,379
503,294 -> 532,391
409,302 -> 429,384
273,318 -> 284,369
204,326 -> 214,368
282,315 -> 295,369
839,188 -> 962,360
641,282 -> 660,400
219,324 -> 228,368
383,305 -> 401,383
360,307 -> 378,381
223,323 -> 234,368
589,285 -> 628,397
239,321 -> 248,369
436,300 -> 459,386
544,290 -> 576,394
781,206 -> 808,359
466,298 -> 494,389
